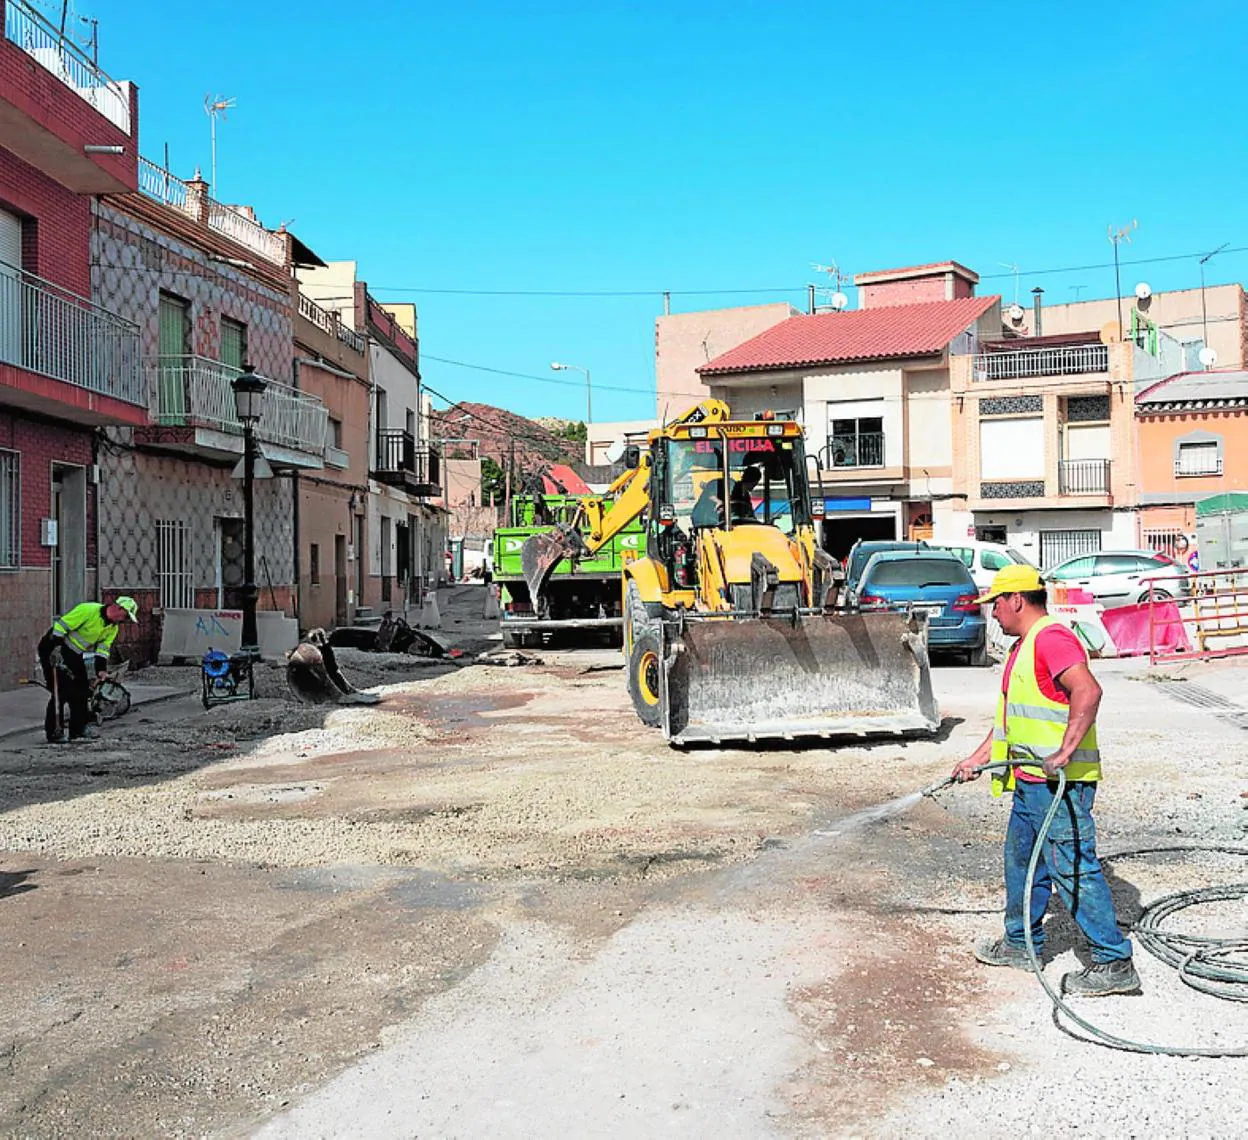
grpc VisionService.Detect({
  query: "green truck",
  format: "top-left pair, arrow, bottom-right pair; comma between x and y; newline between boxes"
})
493,493 -> 644,648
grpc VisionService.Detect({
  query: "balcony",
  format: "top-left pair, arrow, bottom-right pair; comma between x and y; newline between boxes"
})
137,157 -> 286,267
973,343 -> 1108,382
373,429 -> 440,496
139,355 -> 327,468
819,432 -> 884,469
0,0 -> 135,193
298,292 -> 366,354
0,261 -> 145,425
1058,458 -> 1111,495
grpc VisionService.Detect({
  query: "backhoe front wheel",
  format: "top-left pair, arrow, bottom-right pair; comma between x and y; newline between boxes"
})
628,630 -> 664,728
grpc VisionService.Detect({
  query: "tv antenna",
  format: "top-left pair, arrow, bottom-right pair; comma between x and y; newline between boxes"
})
205,94 -> 236,195
1107,219 -> 1138,340
998,262 -> 1020,307
811,260 -> 852,311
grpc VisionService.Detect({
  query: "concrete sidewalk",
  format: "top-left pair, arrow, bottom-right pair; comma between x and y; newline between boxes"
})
0,680 -> 190,741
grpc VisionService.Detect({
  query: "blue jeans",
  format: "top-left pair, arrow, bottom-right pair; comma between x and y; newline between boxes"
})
1003,779 -> 1133,964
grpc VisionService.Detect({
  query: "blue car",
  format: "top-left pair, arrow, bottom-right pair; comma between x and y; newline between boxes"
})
855,549 -> 988,665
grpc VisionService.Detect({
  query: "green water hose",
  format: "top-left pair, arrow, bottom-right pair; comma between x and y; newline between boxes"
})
935,762 -> 1248,1057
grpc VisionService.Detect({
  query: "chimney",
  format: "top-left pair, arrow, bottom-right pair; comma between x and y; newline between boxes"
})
808,284 -> 816,315
1031,286 -> 1044,338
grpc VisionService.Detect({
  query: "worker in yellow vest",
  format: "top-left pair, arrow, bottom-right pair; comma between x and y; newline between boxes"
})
37,597 -> 138,742
952,564 -> 1139,997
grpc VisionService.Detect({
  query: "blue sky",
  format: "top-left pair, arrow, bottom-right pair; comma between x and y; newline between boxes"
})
78,0 -> 1248,422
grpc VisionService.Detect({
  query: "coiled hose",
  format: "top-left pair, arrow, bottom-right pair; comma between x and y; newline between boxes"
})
937,762 -> 1248,1056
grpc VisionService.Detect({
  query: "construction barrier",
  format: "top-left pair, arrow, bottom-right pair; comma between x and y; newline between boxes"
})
1146,568 -> 1248,665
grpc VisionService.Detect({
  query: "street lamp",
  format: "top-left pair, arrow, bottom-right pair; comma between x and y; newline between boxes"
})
231,362 -> 267,655
550,361 -> 592,424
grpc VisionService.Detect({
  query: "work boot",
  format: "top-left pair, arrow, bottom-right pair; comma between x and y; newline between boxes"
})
974,936 -> 1035,970
1061,959 -> 1141,997
69,725 -> 100,742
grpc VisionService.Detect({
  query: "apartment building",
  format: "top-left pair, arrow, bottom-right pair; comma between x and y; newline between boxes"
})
291,254 -> 371,632
695,263 -> 1000,558
299,262 -> 445,613
0,0 -> 143,685
91,162 -> 327,664
1135,370 -> 1248,558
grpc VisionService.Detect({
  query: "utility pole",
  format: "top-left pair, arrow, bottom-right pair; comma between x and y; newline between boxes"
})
1199,242 -> 1229,351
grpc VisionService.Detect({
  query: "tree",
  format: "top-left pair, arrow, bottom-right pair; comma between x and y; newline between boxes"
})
559,421 -> 587,444
481,457 -> 506,504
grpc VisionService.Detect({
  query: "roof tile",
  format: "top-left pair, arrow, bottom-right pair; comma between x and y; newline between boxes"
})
698,295 -> 999,375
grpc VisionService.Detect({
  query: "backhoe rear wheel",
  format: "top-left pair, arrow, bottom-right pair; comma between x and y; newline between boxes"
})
628,630 -> 664,727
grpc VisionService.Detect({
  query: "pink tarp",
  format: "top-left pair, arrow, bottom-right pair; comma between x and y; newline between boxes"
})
1099,602 -> 1192,657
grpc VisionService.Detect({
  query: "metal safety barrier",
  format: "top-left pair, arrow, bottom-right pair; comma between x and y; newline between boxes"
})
1147,567 -> 1248,664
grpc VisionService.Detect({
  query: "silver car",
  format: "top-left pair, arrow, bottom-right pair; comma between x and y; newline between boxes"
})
1042,549 -> 1190,607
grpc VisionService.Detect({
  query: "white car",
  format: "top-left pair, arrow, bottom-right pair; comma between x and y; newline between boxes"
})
937,541 -> 1034,591
1042,549 -> 1190,607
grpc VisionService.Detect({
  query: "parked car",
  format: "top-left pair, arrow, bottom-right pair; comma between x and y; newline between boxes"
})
855,549 -> 988,665
1042,549 -> 1191,608
937,541 -> 1035,590
843,539 -> 929,606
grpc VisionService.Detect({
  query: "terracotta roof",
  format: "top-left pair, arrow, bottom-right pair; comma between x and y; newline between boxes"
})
854,260 -> 979,284
698,295 -> 999,376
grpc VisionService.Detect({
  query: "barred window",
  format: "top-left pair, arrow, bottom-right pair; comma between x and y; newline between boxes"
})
1039,528 -> 1101,569
0,449 -> 17,569
156,518 -> 193,608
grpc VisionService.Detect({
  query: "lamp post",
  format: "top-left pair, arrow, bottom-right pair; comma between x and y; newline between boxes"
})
550,361 -> 591,424
231,363 -> 267,655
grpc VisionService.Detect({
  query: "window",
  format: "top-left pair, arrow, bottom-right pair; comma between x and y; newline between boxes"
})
981,549 -> 1011,572
829,416 -> 884,467
0,449 -> 18,569
1175,440 -> 1222,477
310,542 -> 321,586
947,547 -> 974,568
221,317 -> 248,372
1048,555 -> 1097,579
1094,554 -> 1150,575
1040,529 -> 1101,569
866,559 -> 973,588
155,519 -> 193,607
329,418 -> 343,448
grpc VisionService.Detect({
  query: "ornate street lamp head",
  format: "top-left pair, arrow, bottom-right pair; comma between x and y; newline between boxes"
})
231,363 -> 267,424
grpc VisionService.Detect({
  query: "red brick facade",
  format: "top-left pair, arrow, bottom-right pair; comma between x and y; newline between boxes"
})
0,149 -> 91,295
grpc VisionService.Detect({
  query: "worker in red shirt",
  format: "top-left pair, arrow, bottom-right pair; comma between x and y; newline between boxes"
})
952,564 -> 1139,997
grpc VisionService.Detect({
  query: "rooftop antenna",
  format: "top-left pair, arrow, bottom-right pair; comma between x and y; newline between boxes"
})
1070,283 -> 1088,301
810,260 -> 851,311
205,94 -> 236,195
998,262 -> 1020,307
1108,219 -> 1138,341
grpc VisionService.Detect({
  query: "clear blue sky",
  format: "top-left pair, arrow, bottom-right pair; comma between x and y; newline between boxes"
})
80,0 -> 1248,422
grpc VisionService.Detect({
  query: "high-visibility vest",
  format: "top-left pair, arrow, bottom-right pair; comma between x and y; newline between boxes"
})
990,614 -> 1101,797
51,602 -> 118,660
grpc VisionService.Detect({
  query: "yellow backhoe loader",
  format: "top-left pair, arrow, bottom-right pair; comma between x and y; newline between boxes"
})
521,400 -> 939,745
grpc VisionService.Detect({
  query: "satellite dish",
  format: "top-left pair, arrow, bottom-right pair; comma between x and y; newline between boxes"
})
1008,304 -> 1025,323
603,439 -> 627,464
1134,282 -> 1152,300
830,291 -> 849,311
1098,321 -> 1121,345
1198,346 -> 1218,368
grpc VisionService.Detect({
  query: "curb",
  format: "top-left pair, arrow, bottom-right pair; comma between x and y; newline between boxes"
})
0,687 -> 196,743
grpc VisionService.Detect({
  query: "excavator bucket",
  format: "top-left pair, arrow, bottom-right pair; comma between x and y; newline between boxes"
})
521,526 -> 589,617
661,611 -> 939,745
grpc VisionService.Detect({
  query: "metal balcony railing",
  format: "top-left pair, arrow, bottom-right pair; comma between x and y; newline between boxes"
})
144,355 -> 328,455
0,260 -> 143,404
136,157 -> 286,266
819,432 -> 884,469
3,0 -> 131,132
297,292 -> 366,353
1174,449 -> 1223,477
374,428 -> 440,490
1058,458 -> 1111,495
973,344 -> 1109,381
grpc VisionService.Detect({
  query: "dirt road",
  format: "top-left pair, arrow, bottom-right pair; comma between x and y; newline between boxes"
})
2,586 -> 1246,1137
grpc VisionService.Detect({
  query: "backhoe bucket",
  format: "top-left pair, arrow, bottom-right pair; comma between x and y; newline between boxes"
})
521,526 -> 589,617
661,611 -> 939,745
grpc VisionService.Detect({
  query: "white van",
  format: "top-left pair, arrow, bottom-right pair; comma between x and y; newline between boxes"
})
936,541 -> 1034,591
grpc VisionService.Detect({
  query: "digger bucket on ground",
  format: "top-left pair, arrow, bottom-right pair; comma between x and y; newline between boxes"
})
661,611 -> 939,745
521,526 -> 589,617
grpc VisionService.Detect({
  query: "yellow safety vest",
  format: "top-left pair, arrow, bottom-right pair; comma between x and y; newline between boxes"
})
52,602 -> 119,660
990,614 -> 1101,796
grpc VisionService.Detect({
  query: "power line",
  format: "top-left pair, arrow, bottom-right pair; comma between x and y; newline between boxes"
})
422,353 -> 656,398
363,244 -> 1248,299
